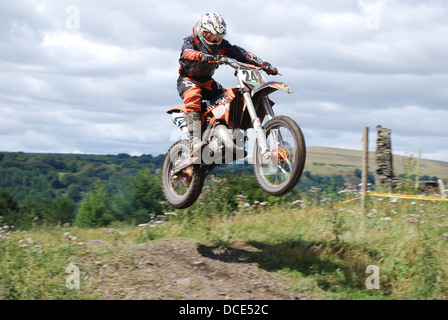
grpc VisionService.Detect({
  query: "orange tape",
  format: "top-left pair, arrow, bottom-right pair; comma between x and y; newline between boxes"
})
364,192 -> 448,201
334,197 -> 362,207
333,192 -> 447,208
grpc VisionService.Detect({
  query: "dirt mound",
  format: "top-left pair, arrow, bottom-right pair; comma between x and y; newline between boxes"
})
86,238 -> 307,300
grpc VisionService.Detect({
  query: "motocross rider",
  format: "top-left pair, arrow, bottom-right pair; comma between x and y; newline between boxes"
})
171,12 -> 279,156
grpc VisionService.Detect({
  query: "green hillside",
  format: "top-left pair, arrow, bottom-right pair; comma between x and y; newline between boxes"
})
305,146 -> 448,180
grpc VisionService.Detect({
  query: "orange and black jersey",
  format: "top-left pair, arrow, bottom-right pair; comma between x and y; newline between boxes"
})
179,35 -> 265,79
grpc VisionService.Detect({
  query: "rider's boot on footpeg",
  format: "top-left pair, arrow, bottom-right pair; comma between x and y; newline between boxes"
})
186,112 -> 206,161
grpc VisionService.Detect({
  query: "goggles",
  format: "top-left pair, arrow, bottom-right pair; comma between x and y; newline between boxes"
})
203,31 -> 224,43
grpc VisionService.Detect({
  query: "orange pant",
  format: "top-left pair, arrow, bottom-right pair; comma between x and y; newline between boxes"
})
177,76 -> 226,113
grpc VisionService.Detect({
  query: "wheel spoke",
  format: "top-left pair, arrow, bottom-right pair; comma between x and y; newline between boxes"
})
253,116 -> 306,196
262,126 -> 295,185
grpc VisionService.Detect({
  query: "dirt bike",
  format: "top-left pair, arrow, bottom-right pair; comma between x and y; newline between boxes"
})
161,56 -> 306,209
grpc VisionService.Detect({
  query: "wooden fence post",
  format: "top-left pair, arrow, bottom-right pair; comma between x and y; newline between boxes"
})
415,149 -> 421,190
361,127 -> 369,215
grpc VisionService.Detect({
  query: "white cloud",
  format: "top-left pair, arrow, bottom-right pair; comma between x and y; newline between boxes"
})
0,0 -> 447,162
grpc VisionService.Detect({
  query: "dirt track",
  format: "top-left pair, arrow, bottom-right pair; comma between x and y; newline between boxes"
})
83,238 -> 308,300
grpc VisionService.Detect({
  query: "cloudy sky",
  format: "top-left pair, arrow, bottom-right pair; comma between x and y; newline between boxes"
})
1,0 -> 447,162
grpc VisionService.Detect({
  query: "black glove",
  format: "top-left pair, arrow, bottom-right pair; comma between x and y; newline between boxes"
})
263,62 -> 278,75
200,53 -> 217,63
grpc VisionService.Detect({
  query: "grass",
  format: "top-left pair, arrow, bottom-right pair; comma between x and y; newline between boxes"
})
2,192 -> 447,300
306,146 -> 448,179
180,196 -> 448,300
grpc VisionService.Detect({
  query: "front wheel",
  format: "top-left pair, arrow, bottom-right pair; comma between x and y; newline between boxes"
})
253,116 -> 306,196
161,139 -> 205,209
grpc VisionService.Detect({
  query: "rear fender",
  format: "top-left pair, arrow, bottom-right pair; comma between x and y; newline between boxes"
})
167,106 -> 188,114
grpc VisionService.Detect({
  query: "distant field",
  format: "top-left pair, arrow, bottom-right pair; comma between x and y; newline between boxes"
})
305,146 -> 448,180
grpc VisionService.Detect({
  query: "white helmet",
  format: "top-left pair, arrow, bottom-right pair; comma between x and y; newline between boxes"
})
194,12 -> 227,53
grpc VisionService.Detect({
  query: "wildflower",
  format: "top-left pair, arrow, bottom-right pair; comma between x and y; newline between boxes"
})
64,232 -> 77,241
380,217 -> 392,221
442,233 -> 448,238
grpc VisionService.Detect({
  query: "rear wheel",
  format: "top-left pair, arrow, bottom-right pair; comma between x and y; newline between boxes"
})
161,140 -> 205,209
253,116 -> 306,196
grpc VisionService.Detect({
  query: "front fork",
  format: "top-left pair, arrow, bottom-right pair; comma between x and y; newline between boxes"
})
242,92 -> 276,159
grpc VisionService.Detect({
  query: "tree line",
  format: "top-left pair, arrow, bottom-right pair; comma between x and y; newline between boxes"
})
0,151 -> 375,229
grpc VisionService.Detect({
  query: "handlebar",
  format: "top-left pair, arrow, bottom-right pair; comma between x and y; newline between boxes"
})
209,56 -> 239,68
210,56 -> 281,76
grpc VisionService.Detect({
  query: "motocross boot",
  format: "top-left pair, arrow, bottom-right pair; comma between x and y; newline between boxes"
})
185,112 -> 206,158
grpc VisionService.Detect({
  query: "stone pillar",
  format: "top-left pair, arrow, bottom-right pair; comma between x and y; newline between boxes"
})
375,125 -> 394,188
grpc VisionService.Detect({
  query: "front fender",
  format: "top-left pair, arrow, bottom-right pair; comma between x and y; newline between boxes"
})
251,81 -> 294,97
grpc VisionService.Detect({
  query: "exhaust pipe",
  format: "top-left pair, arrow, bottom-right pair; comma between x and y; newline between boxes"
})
214,125 -> 246,156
